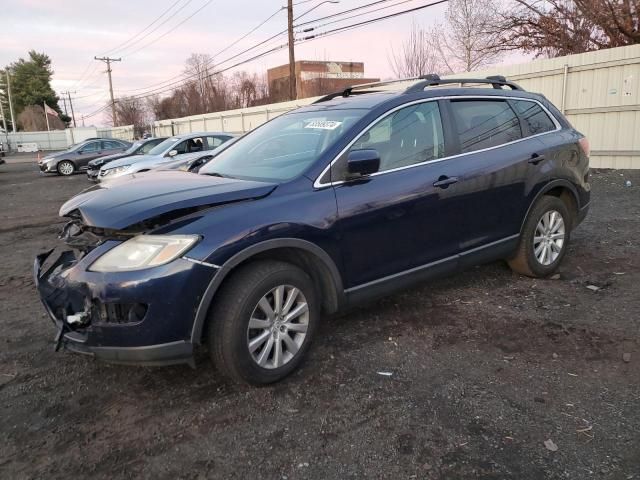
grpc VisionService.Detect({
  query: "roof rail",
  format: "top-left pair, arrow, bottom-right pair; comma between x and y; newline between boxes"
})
312,75 -> 436,104
312,74 -> 523,104
405,75 -> 523,93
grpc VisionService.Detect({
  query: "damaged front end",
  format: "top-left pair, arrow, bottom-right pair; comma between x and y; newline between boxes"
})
34,215 -> 213,367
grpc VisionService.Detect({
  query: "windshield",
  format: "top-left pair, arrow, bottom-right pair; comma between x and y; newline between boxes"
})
126,141 -> 143,154
199,109 -> 366,181
148,137 -> 181,156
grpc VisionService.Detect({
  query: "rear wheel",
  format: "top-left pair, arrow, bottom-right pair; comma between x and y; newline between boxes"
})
57,160 -> 75,176
208,260 -> 319,385
508,196 -> 571,278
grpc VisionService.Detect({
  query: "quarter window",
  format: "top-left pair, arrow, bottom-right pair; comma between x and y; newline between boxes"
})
450,100 -> 522,153
512,100 -> 556,136
344,101 -> 445,175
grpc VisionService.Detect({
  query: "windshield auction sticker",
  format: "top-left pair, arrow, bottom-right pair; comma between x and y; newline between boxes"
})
305,120 -> 342,130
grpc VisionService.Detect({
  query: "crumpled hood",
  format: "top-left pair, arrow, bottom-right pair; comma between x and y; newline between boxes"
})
60,170 -> 277,229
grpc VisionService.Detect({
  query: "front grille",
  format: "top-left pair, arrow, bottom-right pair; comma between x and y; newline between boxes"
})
97,302 -> 148,324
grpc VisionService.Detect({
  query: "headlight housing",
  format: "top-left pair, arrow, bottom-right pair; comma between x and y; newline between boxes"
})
89,235 -> 200,272
102,165 -> 131,176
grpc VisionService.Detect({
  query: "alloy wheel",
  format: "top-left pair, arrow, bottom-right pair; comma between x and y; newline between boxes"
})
246,285 -> 309,369
58,161 -> 74,175
533,210 -> 565,265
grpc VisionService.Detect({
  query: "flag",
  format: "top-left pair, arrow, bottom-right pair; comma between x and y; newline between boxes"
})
44,102 -> 59,118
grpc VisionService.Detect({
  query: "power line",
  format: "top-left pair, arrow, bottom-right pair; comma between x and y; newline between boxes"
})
298,0 -> 421,32
121,0 -> 215,58
100,0 -> 185,56
116,6 -> 285,94
116,0 -> 194,57
85,0 -> 449,115
112,0 -> 391,96
125,0 -> 447,101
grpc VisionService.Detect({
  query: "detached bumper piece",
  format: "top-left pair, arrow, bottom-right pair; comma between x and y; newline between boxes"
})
33,249 -> 195,367
86,169 -> 100,181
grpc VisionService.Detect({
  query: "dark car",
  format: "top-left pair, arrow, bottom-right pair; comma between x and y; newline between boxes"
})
38,139 -> 131,176
87,137 -> 167,181
35,75 -> 590,385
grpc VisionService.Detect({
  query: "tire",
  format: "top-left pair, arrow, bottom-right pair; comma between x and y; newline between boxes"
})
508,195 -> 572,278
208,260 -> 319,385
57,160 -> 75,176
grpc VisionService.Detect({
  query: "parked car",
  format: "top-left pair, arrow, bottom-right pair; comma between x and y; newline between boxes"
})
35,75 -> 590,385
152,136 -> 241,173
38,139 -> 132,176
97,132 -> 236,182
86,137 -> 167,181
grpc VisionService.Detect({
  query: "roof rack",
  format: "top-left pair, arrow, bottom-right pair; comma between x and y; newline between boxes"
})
404,74 -> 523,93
313,74 -> 523,104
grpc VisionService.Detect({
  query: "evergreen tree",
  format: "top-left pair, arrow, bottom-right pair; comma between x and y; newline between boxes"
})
4,50 -> 71,129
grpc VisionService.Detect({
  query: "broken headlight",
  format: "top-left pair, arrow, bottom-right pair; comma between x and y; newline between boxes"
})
89,235 -> 199,272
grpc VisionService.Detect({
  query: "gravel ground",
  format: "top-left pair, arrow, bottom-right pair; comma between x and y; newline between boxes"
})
0,160 -> 639,480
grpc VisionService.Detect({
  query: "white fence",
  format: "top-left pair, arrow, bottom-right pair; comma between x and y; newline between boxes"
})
149,44 -> 640,169
4,131 -> 68,151
2,125 -> 135,152
151,99 -> 315,137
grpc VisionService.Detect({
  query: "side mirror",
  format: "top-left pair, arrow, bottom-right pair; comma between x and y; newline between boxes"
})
168,149 -> 178,157
346,149 -> 380,178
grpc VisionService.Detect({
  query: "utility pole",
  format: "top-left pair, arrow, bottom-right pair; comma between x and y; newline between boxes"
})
0,95 -> 7,133
287,0 -> 296,101
94,56 -> 121,126
61,96 -> 68,116
5,71 -> 16,133
61,91 -> 77,128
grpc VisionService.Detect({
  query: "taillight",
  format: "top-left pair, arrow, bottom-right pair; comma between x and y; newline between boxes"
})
578,137 -> 590,157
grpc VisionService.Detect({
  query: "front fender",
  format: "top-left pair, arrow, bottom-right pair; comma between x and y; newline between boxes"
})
189,238 -> 344,344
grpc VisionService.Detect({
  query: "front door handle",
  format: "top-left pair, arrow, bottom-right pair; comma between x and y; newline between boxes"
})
528,153 -> 546,165
433,175 -> 459,188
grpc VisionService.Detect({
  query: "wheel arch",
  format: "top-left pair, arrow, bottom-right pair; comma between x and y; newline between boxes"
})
522,179 -> 580,232
57,158 -> 76,171
190,238 -> 344,344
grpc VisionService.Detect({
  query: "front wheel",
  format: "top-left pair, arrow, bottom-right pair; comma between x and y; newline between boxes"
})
57,160 -> 75,176
508,195 -> 571,278
208,260 -> 319,385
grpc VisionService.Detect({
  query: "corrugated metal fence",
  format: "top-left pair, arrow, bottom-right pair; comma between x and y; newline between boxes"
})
152,44 -> 640,169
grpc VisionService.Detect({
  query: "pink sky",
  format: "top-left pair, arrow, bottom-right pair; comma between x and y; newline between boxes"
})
2,0 -> 453,126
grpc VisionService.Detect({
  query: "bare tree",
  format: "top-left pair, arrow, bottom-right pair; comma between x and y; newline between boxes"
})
388,20 -> 442,78
497,0 -> 639,57
107,96 -> 150,136
432,0 -> 503,73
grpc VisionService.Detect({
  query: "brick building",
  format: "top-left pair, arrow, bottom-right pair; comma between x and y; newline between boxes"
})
267,61 -> 379,102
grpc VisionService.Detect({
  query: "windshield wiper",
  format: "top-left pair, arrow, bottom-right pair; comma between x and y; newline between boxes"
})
202,172 -> 233,179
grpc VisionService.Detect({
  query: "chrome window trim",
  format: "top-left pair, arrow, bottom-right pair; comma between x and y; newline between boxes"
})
313,95 -> 561,189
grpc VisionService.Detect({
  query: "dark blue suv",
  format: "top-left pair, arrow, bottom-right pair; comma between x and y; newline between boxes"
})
35,76 -> 590,384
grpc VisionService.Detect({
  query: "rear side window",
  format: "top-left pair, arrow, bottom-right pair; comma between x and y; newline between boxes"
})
512,100 -> 557,136
450,100 -> 522,153
102,140 -> 122,150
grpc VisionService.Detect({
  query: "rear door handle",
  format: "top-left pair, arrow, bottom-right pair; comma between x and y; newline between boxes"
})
433,176 -> 459,188
528,153 -> 546,165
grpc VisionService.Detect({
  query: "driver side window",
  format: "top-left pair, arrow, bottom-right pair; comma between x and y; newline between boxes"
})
173,141 -> 188,155
332,101 -> 445,182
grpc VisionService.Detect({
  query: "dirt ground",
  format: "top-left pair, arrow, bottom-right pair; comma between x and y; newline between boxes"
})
0,159 -> 638,480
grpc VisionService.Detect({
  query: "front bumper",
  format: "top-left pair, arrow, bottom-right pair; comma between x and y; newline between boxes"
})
34,245 -> 217,366
86,168 -> 100,181
38,161 -> 57,173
